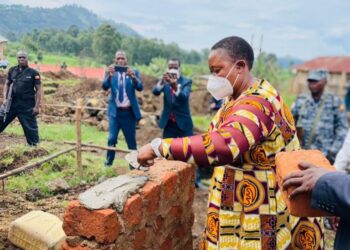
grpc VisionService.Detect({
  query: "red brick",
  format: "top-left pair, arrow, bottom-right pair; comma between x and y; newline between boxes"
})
177,163 -> 194,188
133,229 -> 147,250
175,226 -> 186,239
169,206 -> 182,220
63,200 -> 121,244
177,165 -> 194,203
162,172 -> 178,200
183,237 -> 193,250
188,186 -> 195,204
141,181 -> 161,216
156,215 -> 164,231
160,236 -> 172,250
276,150 -> 336,217
123,194 -> 142,228
61,241 -> 90,250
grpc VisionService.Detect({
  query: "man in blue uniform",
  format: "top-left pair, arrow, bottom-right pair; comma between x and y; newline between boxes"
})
291,69 -> 348,163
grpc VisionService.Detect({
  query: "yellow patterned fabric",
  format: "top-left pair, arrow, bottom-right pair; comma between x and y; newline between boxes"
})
161,79 -> 324,250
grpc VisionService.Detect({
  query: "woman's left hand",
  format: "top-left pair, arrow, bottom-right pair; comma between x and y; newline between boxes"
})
137,143 -> 157,167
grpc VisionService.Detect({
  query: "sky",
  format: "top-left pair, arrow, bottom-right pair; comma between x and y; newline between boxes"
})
1,0 -> 350,60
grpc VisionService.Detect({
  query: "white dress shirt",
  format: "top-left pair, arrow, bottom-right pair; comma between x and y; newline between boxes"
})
334,129 -> 350,171
116,72 -> 131,107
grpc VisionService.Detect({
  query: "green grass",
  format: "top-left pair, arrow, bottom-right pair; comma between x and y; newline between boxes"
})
5,147 -> 126,194
193,115 -> 211,131
0,144 -> 33,166
40,54 -> 102,67
4,122 -> 127,149
3,123 -> 129,194
281,92 -> 296,108
7,52 -> 102,68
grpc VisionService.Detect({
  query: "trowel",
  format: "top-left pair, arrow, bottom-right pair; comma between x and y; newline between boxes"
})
124,150 -> 151,171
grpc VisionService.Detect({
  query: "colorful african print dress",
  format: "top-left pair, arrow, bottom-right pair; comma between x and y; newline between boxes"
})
161,79 -> 324,250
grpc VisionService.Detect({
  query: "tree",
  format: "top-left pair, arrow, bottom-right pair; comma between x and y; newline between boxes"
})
67,25 -> 79,38
92,24 -> 122,65
252,52 -> 293,91
36,51 -> 43,61
21,36 -> 38,52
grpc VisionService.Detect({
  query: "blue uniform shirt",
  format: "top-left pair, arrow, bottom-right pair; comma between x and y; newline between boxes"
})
291,93 -> 348,162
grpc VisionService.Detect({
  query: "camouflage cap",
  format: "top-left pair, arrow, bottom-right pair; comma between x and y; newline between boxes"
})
307,69 -> 328,81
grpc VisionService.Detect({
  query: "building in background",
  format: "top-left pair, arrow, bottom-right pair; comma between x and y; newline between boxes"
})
292,56 -> 350,98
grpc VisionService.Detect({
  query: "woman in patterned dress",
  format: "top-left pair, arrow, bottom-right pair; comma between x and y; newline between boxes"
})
138,36 -> 324,250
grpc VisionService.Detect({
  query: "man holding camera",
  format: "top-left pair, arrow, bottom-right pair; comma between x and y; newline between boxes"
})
152,58 -> 193,138
0,51 -> 41,146
152,59 -> 204,187
102,50 -> 143,167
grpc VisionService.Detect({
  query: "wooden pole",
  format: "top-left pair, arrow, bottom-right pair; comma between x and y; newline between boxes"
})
76,98 -> 83,178
63,141 -> 132,153
0,146 -> 77,180
41,103 -> 107,111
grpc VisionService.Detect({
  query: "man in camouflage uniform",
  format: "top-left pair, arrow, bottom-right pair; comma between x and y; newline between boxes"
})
292,69 -> 348,164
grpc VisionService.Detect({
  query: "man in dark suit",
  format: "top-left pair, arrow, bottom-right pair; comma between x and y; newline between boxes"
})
283,162 -> 350,250
152,58 -> 193,138
102,50 -> 143,166
152,58 -> 205,186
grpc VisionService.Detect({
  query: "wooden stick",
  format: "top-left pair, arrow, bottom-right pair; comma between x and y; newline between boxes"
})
63,141 -> 131,153
76,99 -> 83,178
0,146 -> 77,180
41,103 -> 107,111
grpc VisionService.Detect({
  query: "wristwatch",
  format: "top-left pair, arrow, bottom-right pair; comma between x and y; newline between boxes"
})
151,138 -> 163,158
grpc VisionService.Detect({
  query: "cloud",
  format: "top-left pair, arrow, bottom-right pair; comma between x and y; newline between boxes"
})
1,0 -> 350,59
125,23 -> 164,34
180,24 -> 215,32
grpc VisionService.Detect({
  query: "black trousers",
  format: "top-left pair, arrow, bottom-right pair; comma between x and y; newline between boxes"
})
0,102 -> 39,146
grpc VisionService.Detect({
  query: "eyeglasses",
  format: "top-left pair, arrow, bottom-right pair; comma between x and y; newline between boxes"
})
17,56 -> 27,59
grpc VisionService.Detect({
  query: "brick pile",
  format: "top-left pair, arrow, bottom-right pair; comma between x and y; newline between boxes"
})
62,160 -> 196,250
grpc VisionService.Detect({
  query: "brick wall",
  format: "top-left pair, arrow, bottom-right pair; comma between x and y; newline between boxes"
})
62,160 -> 195,250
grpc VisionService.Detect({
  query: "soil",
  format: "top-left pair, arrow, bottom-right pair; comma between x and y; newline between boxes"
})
0,185 -> 92,250
0,135 -> 25,151
0,134 -> 49,174
0,177 -> 208,250
42,70 -> 76,80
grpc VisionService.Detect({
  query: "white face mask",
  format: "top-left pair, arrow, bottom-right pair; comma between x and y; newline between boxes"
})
207,65 -> 239,100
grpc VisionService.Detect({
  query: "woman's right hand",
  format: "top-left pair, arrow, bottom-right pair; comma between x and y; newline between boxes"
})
137,143 -> 157,167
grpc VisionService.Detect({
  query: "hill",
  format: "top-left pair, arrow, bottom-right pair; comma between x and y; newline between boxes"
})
0,4 -> 139,39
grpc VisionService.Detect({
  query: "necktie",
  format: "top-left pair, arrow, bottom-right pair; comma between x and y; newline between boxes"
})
169,87 -> 176,122
170,87 -> 175,103
118,73 -> 124,103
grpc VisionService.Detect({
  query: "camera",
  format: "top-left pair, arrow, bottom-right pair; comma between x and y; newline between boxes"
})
114,65 -> 128,73
166,69 -> 179,79
167,72 -> 178,79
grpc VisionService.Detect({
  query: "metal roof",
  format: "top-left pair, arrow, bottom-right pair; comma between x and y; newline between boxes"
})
294,56 -> 350,73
